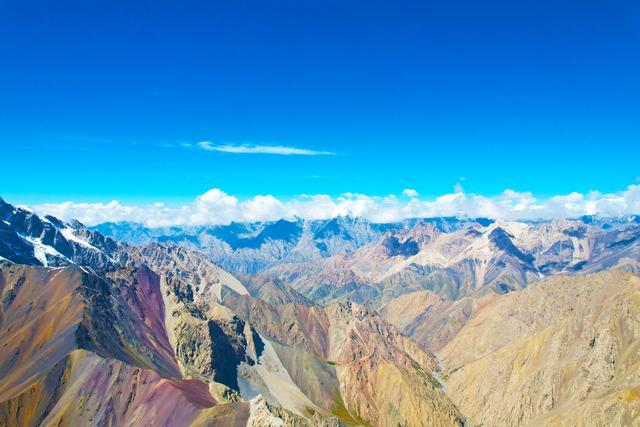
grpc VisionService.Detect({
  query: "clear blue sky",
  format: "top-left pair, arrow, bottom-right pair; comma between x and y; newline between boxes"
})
1,0 -> 639,204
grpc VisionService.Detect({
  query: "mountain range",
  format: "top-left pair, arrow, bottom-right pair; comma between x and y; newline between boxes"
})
1,196 -> 639,426
93,213 -> 639,306
91,216 -> 486,275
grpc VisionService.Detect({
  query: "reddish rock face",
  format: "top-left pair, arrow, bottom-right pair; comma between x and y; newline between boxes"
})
0,264 -> 219,426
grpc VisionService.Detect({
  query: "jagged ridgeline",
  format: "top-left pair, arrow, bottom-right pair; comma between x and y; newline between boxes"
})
1,195 -> 640,426
95,212 -> 640,307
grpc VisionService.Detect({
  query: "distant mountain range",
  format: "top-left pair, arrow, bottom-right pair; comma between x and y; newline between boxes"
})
90,216 -> 490,274
93,214 -> 640,306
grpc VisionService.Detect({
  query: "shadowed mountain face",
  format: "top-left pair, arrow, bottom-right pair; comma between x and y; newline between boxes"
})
380,235 -> 420,257
0,197 -> 126,269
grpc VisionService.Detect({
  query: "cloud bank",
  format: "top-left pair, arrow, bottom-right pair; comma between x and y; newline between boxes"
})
197,141 -> 335,156
29,185 -> 640,227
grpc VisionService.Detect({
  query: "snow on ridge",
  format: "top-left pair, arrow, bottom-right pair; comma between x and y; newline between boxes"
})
61,227 -> 101,252
61,227 -> 117,263
22,235 -> 71,267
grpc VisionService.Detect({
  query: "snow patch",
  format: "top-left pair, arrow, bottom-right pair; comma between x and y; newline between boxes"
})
61,227 -> 116,263
22,236 -> 69,267
61,227 -> 101,252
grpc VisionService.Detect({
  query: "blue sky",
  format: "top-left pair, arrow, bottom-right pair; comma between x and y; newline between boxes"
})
1,0 -> 639,207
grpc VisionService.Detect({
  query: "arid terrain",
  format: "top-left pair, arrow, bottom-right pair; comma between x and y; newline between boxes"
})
1,197 -> 639,426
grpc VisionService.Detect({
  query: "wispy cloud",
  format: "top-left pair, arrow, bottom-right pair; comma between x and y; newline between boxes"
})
197,141 -> 335,156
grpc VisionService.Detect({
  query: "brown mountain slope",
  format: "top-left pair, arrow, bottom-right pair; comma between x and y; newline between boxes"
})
379,290 -> 502,352
0,349 -> 218,427
438,270 -> 640,426
0,250 -> 464,425
127,243 -> 465,425
0,264 -> 220,426
0,263 -> 341,426
224,295 -> 465,426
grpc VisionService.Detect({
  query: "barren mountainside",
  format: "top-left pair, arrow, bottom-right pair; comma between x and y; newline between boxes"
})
439,270 -> 640,426
1,196 -> 639,426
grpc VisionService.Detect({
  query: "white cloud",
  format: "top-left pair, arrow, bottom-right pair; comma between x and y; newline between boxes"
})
29,185 -> 640,227
402,188 -> 419,198
197,141 -> 335,156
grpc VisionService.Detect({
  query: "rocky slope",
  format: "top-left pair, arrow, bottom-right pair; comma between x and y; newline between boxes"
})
437,270 -> 640,426
0,263 -> 215,426
379,290 -> 480,353
223,296 -> 465,426
0,255 -> 342,426
0,262 -> 462,426
0,197 -> 126,269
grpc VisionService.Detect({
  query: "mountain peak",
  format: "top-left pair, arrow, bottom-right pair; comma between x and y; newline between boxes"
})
0,197 -> 124,269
